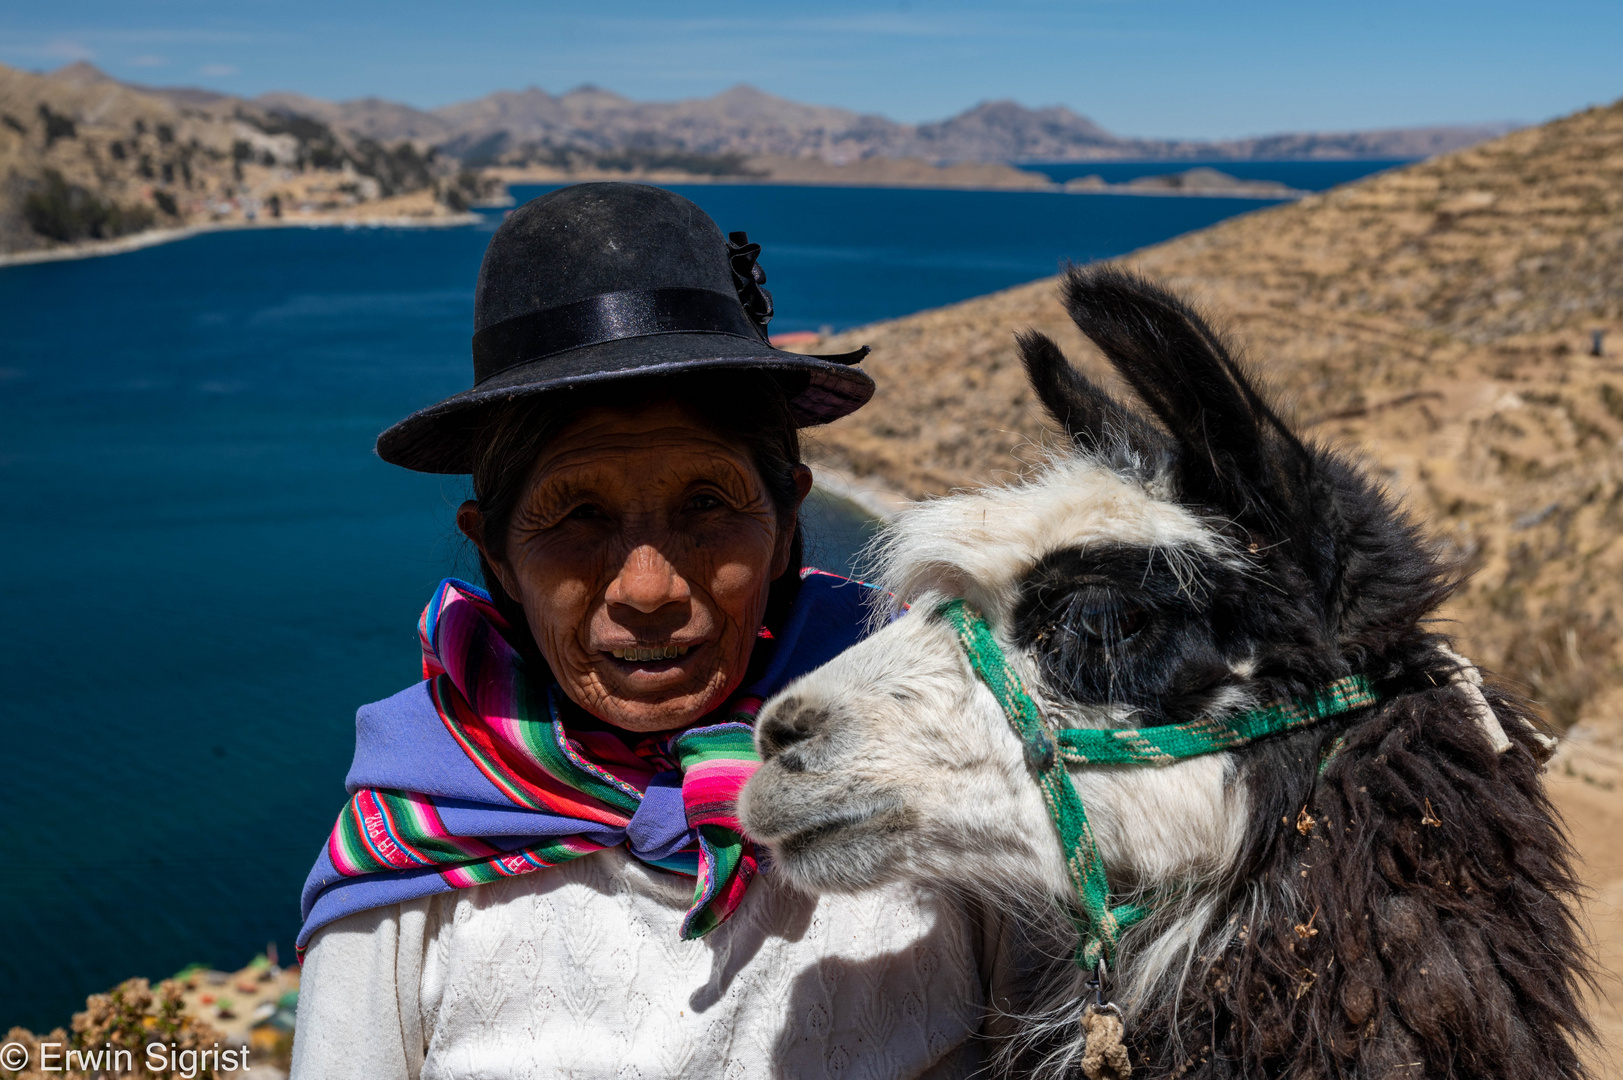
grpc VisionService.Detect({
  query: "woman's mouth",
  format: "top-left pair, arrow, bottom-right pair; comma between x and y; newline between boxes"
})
609,644 -> 691,663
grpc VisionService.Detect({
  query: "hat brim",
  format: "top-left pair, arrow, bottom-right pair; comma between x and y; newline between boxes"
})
376,331 -> 875,473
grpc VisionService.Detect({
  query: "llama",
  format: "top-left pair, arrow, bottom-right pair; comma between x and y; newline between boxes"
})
739,267 -> 1592,1079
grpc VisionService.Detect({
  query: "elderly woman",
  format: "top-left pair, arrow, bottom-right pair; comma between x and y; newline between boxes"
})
290,184 -> 1013,1079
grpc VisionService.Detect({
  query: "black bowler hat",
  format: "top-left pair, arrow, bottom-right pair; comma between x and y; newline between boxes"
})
376,182 -> 875,473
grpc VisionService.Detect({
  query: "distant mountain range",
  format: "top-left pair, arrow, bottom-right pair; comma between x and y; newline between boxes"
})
103,65 -> 1513,166
0,60 -> 1523,257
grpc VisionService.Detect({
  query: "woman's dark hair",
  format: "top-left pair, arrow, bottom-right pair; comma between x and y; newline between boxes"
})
465,372 -> 807,662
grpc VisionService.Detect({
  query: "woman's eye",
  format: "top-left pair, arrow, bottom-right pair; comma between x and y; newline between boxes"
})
688,493 -> 723,511
1070,600 -> 1148,644
566,503 -> 604,521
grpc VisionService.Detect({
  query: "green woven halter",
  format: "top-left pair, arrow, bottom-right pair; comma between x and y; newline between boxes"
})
938,598 -> 1378,970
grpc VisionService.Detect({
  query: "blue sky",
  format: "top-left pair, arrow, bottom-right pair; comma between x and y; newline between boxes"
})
3,1 -> 1620,138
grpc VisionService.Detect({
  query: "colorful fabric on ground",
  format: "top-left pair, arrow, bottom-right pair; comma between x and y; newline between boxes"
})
298,569 -> 876,954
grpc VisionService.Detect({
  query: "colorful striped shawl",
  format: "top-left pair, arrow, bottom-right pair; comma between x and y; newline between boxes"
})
298,570 -> 873,954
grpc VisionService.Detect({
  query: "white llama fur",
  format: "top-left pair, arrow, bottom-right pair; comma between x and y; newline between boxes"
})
870,454 -> 1230,631
739,455 -> 1263,1069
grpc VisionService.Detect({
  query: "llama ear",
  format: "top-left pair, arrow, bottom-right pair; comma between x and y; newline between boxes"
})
1056,264 -> 1315,528
1016,328 -> 1163,464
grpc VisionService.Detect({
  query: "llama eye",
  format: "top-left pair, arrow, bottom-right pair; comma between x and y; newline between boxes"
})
1071,600 -> 1148,644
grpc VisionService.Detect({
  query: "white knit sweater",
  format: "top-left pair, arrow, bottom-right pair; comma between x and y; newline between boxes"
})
291,847 -> 1018,1079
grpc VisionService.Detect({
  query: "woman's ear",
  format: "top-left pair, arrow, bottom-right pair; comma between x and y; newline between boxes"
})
457,500 -> 520,598
456,499 -> 485,549
770,465 -> 816,579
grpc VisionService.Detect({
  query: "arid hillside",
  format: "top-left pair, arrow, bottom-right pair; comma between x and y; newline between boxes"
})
805,96 -> 1623,738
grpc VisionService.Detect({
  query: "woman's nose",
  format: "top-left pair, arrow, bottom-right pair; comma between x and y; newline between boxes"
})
605,544 -> 691,613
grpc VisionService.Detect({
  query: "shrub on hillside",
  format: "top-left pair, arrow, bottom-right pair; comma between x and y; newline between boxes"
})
35,104 -> 75,146
591,148 -> 762,177
243,110 -> 346,175
23,170 -> 156,243
350,139 -> 435,196
439,169 -> 504,210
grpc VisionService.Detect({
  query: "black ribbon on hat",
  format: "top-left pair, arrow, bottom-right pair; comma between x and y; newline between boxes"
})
471,287 -> 768,383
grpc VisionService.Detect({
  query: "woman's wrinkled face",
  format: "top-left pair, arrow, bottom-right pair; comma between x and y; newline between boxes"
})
461,401 -> 809,732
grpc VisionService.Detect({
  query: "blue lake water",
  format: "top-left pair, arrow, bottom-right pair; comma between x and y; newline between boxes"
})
0,180 -> 1293,1028
1017,158 -> 1412,191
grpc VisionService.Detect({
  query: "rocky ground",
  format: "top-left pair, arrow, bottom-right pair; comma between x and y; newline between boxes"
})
791,96 -> 1623,1072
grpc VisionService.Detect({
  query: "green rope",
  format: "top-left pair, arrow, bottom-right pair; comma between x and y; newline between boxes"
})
938,598 -> 1377,970
1055,675 -> 1379,766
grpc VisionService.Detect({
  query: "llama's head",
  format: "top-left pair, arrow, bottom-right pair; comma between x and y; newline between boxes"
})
739,264 -> 1457,984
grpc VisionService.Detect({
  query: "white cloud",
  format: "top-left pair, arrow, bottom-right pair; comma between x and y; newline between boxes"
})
40,38 -> 94,60
99,29 -> 256,45
198,63 -> 238,76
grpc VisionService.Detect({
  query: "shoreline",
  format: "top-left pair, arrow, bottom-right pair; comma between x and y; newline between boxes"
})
0,212 -> 480,269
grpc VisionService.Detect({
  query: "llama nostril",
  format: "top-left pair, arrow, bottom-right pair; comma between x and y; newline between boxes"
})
757,699 -> 832,761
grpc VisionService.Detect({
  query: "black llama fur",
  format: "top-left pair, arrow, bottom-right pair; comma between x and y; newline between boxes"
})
1006,267 -> 1593,1078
